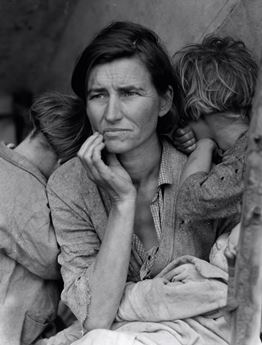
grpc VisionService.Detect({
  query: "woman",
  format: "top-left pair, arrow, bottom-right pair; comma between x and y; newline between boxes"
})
47,22 -> 236,340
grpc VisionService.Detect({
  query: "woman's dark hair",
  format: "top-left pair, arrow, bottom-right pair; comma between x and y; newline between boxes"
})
173,35 -> 258,122
71,21 -> 180,134
30,92 -> 91,163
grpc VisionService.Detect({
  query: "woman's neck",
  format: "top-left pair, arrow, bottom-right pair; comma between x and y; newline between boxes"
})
117,134 -> 162,188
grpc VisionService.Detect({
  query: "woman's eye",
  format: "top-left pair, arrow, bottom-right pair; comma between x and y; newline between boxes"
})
122,90 -> 138,97
88,93 -> 107,100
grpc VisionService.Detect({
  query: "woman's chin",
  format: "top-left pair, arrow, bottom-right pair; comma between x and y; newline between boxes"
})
104,141 -> 131,154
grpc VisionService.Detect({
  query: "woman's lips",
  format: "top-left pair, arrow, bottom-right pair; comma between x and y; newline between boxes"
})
103,128 -> 130,133
103,128 -> 131,137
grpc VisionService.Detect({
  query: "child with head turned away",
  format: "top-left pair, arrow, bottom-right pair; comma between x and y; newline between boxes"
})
0,92 -> 92,345
172,35 -> 257,239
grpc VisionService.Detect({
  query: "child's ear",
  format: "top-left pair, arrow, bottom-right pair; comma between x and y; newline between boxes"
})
159,86 -> 173,117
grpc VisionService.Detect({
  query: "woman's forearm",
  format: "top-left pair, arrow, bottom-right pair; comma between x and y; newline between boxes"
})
84,197 -> 136,331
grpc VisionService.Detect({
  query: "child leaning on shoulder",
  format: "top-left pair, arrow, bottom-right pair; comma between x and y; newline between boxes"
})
172,35 -> 257,238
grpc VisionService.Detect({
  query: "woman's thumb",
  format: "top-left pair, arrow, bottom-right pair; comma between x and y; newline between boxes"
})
107,153 -> 120,167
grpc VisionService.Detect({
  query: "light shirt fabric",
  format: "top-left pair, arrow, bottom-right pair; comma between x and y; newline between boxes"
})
47,138 -> 236,328
0,143 -> 60,345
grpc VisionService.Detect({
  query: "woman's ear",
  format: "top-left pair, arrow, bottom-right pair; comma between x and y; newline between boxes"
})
159,86 -> 173,117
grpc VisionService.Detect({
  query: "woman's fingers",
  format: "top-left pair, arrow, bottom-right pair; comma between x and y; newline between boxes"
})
78,132 -> 104,181
78,132 -> 135,200
92,142 -> 112,178
78,132 -> 101,157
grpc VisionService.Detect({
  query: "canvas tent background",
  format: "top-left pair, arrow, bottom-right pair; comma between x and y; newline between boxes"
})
41,0 -> 262,93
0,0 -> 261,96
2,0 -> 262,144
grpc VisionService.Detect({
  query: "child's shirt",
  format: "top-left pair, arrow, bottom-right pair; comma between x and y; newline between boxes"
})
176,131 -> 248,224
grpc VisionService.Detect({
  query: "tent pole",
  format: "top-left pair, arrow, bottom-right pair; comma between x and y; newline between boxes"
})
229,63 -> 262,345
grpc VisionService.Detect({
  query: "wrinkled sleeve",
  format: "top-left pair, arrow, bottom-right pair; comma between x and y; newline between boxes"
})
47,184 -> 101,326
0,195 -> 60,280
116,257 -> 228,322
117,278 -> 227,322
176,153 -> 245,220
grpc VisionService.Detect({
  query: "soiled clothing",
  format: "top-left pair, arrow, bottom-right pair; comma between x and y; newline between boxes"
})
176,131 -> 248,223
0,143 -> 60,345
47,139 -> 235,327
70,255 -> 230,345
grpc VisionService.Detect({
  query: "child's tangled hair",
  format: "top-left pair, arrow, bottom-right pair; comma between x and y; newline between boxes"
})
173,35 -> 258,122
30,92 -> 91,163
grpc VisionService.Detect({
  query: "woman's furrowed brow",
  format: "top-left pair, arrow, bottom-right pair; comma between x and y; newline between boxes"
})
117,85 -> 144,92
88,85 -> 145,94
87,87 -> 106,95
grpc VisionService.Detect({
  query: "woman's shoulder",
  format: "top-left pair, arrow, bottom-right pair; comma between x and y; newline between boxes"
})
162,137 -> 188,167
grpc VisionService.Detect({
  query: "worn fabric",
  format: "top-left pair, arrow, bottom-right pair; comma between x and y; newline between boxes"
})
35,321 -> 82,345
47,138 -> 235,327
70,255 -> 230,345
176,131 -> 247,223
0,143 -> 60,345
116,255 -> 228,323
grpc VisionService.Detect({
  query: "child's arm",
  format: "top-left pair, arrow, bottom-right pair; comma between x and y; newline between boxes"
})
176,131 -> 247,222
180,138 -> 217,186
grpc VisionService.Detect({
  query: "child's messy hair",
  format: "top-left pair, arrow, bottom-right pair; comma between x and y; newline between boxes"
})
173,35 -> 258,122
30,92 -> 91,163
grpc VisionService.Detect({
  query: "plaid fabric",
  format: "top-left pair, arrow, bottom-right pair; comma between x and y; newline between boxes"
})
132,141 -> 172,280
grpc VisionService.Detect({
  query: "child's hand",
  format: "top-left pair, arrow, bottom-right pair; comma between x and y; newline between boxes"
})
172,126 -> 196,154
1,141 -> 16,149
161,263 -> 203,283
225,223 -> 241,265
171,263 -> 203,283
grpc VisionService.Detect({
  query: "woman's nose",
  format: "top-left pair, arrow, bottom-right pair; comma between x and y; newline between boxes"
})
104,96 -> 122,122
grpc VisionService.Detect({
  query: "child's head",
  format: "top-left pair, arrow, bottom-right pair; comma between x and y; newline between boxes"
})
173,35 -> 258,124
209,223 -> 240,271
30,92 -> 91,163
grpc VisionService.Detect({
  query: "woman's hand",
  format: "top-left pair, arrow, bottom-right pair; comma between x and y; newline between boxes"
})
172,126 -> 196,154
78,132 -> 136,203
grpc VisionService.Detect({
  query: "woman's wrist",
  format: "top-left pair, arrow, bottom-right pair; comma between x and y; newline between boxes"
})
112,191 -> 137,208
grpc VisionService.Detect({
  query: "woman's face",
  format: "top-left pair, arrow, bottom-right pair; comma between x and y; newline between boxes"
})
86,57 -> 171,154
